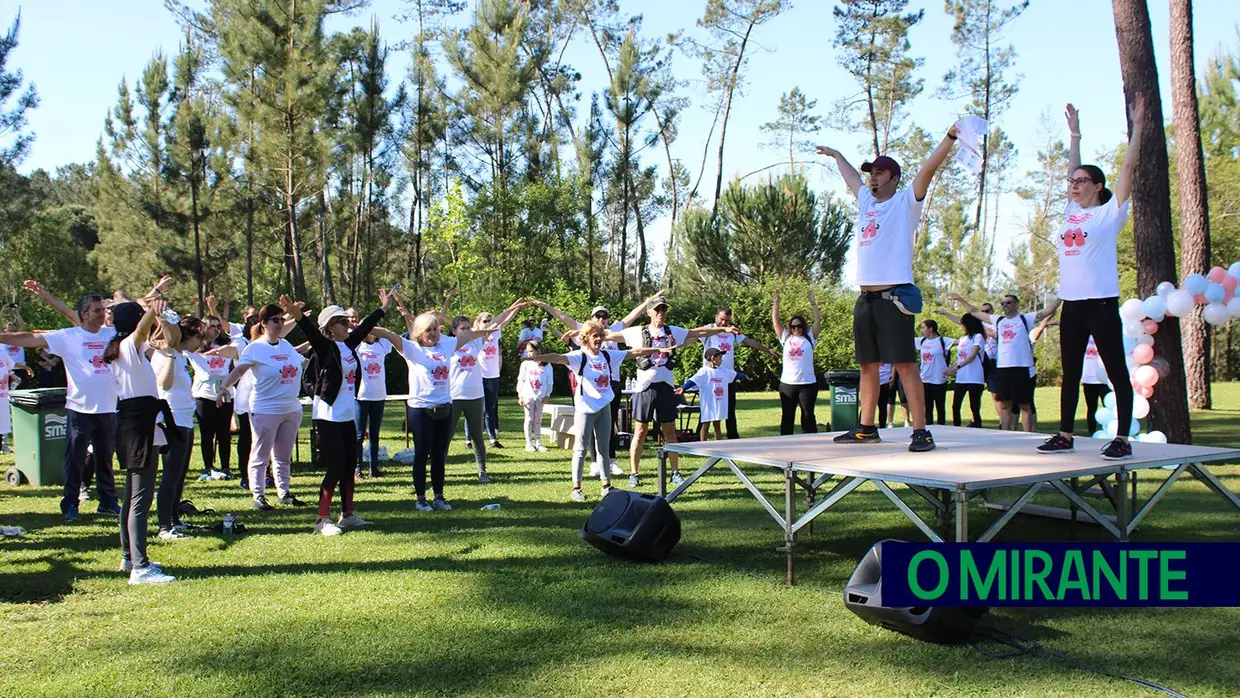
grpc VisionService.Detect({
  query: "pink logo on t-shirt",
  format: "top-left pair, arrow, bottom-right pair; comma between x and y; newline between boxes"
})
484,344 -> 497,357
719,341 -> 732,353
713,385 -> 724,398
89,354 -> 105,369
432,364 -> 449,381
594,373 -> 610,389
457,353 -> 477,368
1001,328 -> 1016,341
788,342 -> 804,359
208,356 -> 226,369
530,379 -> 542,390
345,369 -> 356,385
1061,227 -> 1087,255
366,362 -> 381,376
280,364 -> 298,379
922,352 -> 934,364
860,220 -> 879,247
1067,212 -> 1093,225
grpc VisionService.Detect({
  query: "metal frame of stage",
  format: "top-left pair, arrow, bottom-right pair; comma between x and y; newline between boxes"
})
656,426 -> 1240,585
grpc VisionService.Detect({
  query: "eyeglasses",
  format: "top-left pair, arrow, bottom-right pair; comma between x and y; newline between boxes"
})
1001,300 -> 1016,306
264,317 -> 284,325
1067,177 -> 1096,186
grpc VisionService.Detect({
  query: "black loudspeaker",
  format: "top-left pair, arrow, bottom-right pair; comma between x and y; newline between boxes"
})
844,539 -> 988,645
581,490 -> 681,562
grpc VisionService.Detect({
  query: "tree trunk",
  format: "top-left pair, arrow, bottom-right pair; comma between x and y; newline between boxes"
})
634,182 -> 647,298
618,131 -> 631,301
1113,0 -> 1192,444
190,159 -> 205,318
1170,0 -> 1212,410
245,193 -> 254,305
973,23 -> 993,240
708,21 -> 757,230
318,188 -> 336,305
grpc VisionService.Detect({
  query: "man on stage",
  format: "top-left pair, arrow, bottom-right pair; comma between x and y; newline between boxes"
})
816,126 -> 960,452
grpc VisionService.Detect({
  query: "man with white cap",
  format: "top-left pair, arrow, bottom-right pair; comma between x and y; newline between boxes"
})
816,124 -> 960,453
532,293 -> 661,475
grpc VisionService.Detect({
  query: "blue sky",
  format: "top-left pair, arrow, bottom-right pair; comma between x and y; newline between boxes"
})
8,0 -> 1240,284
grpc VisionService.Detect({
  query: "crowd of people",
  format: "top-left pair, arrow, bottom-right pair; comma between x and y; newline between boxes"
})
0,94 -> 1148,584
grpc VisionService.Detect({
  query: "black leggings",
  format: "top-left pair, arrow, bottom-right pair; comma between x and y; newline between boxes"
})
1059,298 -> 1132,436
923,383 -> 947,425
878,382 -> 894,427
196,397 -> 234,472
952,384 -> 984,427
315,419 -> 357,518
236,412 -> 253,488
408,405 -> 451,499
778,382 -> 818,435
1083,383 -> 1112,434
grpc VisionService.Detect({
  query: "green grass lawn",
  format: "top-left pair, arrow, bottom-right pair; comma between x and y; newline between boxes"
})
2,385 -> 1239,696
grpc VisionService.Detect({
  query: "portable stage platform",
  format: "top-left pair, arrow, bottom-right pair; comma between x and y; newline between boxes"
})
656,426 -> 1240,584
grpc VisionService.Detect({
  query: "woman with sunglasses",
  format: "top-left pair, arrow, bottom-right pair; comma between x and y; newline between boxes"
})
188,311 -> 236,481
1035,96 -> 1145,459
771,290 -> 822,435
218,304 -> 308,511
151,315 -> 208,540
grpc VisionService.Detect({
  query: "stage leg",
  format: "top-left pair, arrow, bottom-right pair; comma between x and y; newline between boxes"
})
954,488 -> 969,542
1070,477 -> 1079,525
785,468 -> 795,586
657,449 -> 667,498
1115,470 -> 1130,542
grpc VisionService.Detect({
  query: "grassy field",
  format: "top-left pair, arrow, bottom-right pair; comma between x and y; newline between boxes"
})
1,384 -> 1239,697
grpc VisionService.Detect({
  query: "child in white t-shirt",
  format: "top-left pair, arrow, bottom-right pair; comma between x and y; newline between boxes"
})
0,351 -> 14,452
517,341 -> 554,451
678,348 -> 737,441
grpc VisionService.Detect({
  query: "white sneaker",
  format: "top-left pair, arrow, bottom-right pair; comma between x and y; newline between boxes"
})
609,459 -> 623,476
338,514 -> 372,530
314,518 -> 343,536
119,560 -> 162,573
525,444 -> 537,452
129,565 -> 176,585
158,529 -> 188,541
570,488 -> 586,502
535,442 -> 548,452
432,497 -> 453,511
601,484 -> 614,498
415,499 -> 434,512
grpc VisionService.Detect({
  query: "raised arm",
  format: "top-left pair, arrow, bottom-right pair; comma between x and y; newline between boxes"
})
741,335 -> 780,359
628,346 -> 673,358
345,289 -> 393,349
815,146 -> 863,196
809,290 -> 822,338
525,352 -> 569,367
205,294 -> 229,329
619,292 -> 662,329
531,299 -> 579,329
946,292 -> 992,323
137,298 -> 166,349
933,309 -> 962,325
685,324 -> 739,343
0,331 -> 49,350
1065,103 -> 1082,179
370,327 -> 405,351
217,363 -> 253,405
1114,93 -> 1145,205
771,290 -> 784,337
24,280 -> 79,327
913,125 -> 960,201
456,299 -> 526,346
204,344 -> 240,360
1033,297 -> 1062,325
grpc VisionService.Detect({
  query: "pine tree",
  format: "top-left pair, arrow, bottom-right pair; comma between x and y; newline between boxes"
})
760,87 -> 822,171
0,12 -> 38,166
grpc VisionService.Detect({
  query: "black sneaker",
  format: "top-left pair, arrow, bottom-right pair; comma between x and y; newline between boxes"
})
1101,438 -> 1133,461
252,496 -> 274,511
1036,434 -> 1075,454
908,429 -> 936,452
278,494 -> 306,506
833,425 -> 881,444
489,440 -> 504,449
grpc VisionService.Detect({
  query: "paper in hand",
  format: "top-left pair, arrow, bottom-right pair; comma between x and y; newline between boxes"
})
954,115 -> 989,175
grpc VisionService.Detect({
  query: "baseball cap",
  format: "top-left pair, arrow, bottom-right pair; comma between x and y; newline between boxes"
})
317,305 -> 350,329
704,347 -> 726,360
860,155 -> 902,180
592,306 -> 609,316
652,300 -> 669,311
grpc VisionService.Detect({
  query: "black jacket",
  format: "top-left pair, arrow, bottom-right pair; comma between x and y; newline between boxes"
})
298,308 -> 385,407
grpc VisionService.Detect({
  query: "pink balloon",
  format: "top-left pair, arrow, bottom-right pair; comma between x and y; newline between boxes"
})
1142,319 -> 1160,335
1224,275 -> 1239,292
1138,385 -> 1154,398
1135,365 -> 1160,387
1194,293 -> 1207,305
1133,343 -> 1155,364
1208,266 -> 1228,283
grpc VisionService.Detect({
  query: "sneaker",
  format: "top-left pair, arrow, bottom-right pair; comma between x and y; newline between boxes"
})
239,480 -> 251,491
627,474 -> 640,488
1101,438 -> 1133,461
465,440 -> 473,450
278,494 -> 306,507
478,471 -> 492,484
589,462 -> 602,477
415,498 -> 434,512
252,496 -> 274,511
314,518 -> 343,536
218,469 -> 233,480
158,529 -> 188,541
355,469 -> 364,481
601,484 -> 614,498
338,514 -> 372,530
79,486 -> 91,502
1036,434 -> 1075,454
370,470 -> 384,479
570,488 -> 586,502
670,472 -> 685,486
129,565 -> 176,585
431,496 -> 453,511
490,440 -> 504,449
96,502 -> 122,516
535,443 -> 548,452
525,444 -> 536,452
908,429 -> 936,453
63,506 -> 80,522
609,460 -> 624,476
197,472 -> 213,482
119,560 -> 162,573
833,425 -> 881,444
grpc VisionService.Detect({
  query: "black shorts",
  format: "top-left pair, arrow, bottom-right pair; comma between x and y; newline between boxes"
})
632,382 -> 678,424
993,367 -> 1034,406
854,291 -> 916,365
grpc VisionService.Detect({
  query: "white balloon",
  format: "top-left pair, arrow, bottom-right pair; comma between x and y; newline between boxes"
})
1120,298 -> 1147,321
1166,290 -> 1196,317
1148,312 -> 1166,323
1092,430 -> 1109,440
1136,334 -> 1155,346
1143,296 -> 1167,320
1133,394 -> 1151,419
1145,430 -> 1168,444
1204,303 -> 1231,326
1105,420 -> 1119,437
1229,297 -> 1240,318
1229,262 -> 1240,279
1095,406 -> 1113,425
1123,321 -> 1145,338
1156,281 -> 1177,298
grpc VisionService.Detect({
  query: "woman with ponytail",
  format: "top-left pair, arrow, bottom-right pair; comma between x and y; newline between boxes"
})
151,315 -> 207,540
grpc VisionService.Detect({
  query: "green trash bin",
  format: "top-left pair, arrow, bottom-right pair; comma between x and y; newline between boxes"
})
825,370 -> 861,432
7,388 -> 68,486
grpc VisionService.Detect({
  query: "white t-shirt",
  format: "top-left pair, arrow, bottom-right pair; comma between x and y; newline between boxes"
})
916,335 -> 955,385
449,337 -> 485,401
878,362 -> 893,385
983,325 -> 998,360
518,327 -> 544,356
0,352 -> 12,402
43,326 -> 118,414
311,340 -> 358,422
233,337 -> 253,414
357,339 -> 392,401
701,330 -> 746,373
479,332 -> 502,379
779,331 -> 816,385
953,334 -> 985,385
989,313 -> 1038,369
565,349 -> 626,414
517,361 -> 553,402
3,343 -> 24,368
621,325 -> 692,391
152,349 -> 195,429
854,186 -> 922,286
1081,336 -> 1109,385
187,351 -> 232,401
237,338 -> 303,415
402,335 -> 456,408
1057,198 -> 1130,301
688,365 -> 737,424
112,335 -> 158,401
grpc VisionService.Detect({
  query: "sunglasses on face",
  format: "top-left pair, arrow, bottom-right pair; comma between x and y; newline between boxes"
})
789,324 -> 805,330
594,313 -> 610,320
264,317 -> 284,325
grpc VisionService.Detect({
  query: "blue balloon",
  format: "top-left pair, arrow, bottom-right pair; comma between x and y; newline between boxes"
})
1095,407 -> 1113,425
1123,336 -> 1137,354
1205,283 -> 1226,303
1105,419 -> 1120,436
1129,419 -> 1141,437
1104,392 -> 1117,410
1230,262 -> 1240,278
1092,430 -> 1109,440
1185,273 -> 1208,295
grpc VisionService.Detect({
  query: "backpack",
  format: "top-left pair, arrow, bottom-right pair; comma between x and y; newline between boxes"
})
634,326 -> 678,370
574,350 -> 613,395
